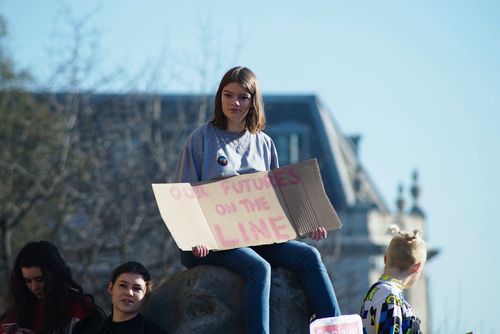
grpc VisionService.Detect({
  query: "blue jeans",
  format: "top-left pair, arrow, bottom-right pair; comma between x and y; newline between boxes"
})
180,240 -> 340,334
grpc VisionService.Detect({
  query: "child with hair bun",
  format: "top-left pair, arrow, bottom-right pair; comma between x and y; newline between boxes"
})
360,225 -> 426,334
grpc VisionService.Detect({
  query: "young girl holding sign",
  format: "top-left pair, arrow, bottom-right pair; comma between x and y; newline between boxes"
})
175,66 -> 340,333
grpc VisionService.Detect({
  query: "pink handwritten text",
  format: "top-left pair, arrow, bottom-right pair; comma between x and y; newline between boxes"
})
238,197 -> 270,212
214,215 -> 292,248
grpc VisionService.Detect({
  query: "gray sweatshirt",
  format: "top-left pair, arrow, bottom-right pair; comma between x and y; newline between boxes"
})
174,122 -> 279,183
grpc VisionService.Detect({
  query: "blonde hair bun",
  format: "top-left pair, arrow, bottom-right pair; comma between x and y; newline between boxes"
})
385,224 -> 427,271
386,224 -> 423,240
386,224 -> 401,235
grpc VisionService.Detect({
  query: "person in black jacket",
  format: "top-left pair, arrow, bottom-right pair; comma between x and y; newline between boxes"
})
73,261 -> 166,334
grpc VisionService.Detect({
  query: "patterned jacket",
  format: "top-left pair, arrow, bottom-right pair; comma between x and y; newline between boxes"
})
360,275 -> 422,334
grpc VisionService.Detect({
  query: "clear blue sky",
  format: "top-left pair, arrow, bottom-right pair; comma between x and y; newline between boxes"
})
2,1 -> 499,332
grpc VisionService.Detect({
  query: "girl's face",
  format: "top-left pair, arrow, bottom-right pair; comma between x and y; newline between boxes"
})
108,273 -> 147,321
21,266 -> 45,299
221,82 -> 252,131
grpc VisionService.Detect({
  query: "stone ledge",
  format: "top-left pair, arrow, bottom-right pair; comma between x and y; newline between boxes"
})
144,265 -> 312,334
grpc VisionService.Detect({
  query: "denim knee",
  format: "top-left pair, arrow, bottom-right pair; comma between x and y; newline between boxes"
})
300,245 -> 322,265
245,257 -> 271,283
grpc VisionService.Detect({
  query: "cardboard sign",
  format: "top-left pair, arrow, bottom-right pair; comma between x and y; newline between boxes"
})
152,159 -> 342,251
310,315 -> 363,334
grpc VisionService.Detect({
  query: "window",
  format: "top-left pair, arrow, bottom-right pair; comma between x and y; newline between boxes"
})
267,121 -> 310,166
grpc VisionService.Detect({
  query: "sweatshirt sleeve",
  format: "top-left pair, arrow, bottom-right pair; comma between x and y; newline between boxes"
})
174,130 -> 203,183
269,137 -> 279,169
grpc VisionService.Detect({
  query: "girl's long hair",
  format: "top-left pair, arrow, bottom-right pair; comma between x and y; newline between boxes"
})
4,241 -> 87,333
211,66 -> 266,133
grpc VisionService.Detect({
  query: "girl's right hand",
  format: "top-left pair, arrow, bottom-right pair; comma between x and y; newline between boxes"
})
192,245 -> 209,257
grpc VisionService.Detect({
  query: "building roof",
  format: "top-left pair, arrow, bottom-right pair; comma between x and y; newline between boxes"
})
264,94 -> 389,213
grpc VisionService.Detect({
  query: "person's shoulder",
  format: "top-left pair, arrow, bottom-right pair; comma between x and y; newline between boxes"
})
367,281 -> 405,309
185,123 -> 212,142
142,317 -> 169,334
144,322 -> 168,334
375,280 -> 399,294
364,281 -> 395,302
191,122 -> 212,136
254,130 -> 274,144
382,280 -> 404,294
80,293 -> 97,307
71,293 -> 100,317
72,310 -> 108,334
255,129 -> 271,138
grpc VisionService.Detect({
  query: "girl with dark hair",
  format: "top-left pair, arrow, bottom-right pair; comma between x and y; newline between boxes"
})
73,261 -> 167,334
175,66 -> 340,333
0,240 -> 98,334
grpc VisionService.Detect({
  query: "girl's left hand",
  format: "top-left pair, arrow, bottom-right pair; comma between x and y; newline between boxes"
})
309,227 -> 328,241
192,245 -> 209,257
